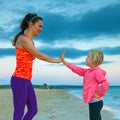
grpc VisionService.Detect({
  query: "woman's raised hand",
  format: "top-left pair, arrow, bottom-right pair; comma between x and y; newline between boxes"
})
59,50 -> 65,63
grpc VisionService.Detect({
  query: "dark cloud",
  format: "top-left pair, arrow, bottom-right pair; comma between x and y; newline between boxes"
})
1,3 -> 120,43
0,46 -> 120,58
63,46 -> 120,58
79,4 -> 120,36
39,47 -> 88,59
74,60 -> 113,66
101,46 -> 120,55
38,4 -> 120,42
0,47 -> 87,58
0,48 -> 15,57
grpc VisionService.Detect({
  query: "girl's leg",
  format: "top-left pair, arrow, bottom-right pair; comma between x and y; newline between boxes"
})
11,76 -> 29,120
89,100 -> 103,120
23,81 -> 37,120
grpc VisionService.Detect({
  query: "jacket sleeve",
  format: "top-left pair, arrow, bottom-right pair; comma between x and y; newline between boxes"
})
67,63 -> 86,76
95,70 -> 110,97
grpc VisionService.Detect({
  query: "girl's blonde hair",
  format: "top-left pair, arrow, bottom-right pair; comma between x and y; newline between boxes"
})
90,49 -> 104,66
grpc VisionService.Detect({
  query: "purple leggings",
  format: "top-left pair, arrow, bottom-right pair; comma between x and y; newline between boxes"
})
11,76 -> 37,120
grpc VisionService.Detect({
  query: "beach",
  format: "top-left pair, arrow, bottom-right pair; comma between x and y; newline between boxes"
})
0,88 -> 116,120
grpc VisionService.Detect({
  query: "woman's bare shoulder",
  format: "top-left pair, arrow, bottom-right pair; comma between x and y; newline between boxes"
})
16,35 -> 28,48
18,35 -> 28,41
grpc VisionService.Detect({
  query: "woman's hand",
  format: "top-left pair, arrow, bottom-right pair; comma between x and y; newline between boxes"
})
60,50 -> 68,65
58,50 -> 65,63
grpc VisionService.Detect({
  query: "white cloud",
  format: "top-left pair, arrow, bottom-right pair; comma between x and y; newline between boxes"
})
51,35 -> 120,50
1,0 -> 119,22
32,59 -> 83,85
0,56 -> 15,80
0,41 -> 13,48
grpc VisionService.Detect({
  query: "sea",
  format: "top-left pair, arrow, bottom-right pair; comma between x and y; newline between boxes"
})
55,85 -> 120,120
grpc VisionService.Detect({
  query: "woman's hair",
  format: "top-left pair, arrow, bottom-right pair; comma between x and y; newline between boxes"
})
12,13 -> 42,46
90,49 -> 104,66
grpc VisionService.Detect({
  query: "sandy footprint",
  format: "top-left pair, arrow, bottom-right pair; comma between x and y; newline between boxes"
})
49,115 -> 56,120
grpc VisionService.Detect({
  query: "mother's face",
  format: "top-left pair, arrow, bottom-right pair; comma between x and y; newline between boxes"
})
29,19 -> 43,36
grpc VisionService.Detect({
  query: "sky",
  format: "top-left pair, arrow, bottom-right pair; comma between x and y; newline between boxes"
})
0,0 -> 120,86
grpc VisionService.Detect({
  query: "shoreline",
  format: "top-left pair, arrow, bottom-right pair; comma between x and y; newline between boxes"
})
0,88 -> 117,120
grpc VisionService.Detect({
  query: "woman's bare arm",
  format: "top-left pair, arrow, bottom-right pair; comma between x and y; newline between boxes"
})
20,37 -> 63,63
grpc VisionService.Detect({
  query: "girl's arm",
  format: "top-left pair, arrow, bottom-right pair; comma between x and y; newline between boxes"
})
62,55 -> 68,66
95,70 -> 110,97
97,80 -> 110,97
62,51 -> 86,76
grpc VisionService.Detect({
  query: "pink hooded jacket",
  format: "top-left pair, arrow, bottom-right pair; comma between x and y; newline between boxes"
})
67,63 -> 110,104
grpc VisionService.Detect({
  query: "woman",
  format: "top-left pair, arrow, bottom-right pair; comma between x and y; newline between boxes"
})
11,13 -> 63,120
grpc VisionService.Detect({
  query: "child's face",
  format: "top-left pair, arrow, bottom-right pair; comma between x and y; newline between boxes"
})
86,53 -> 94,68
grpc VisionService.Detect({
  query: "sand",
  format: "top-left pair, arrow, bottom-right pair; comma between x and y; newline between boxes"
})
0,88 -> 117,120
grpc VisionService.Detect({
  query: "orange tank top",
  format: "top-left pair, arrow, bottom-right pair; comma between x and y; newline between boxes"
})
13,48 -> 35,80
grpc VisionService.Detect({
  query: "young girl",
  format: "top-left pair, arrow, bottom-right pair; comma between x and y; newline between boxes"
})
62,49 -> 110,120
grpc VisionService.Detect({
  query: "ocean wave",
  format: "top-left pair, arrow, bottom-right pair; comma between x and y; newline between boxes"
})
103,105 -> 120,120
